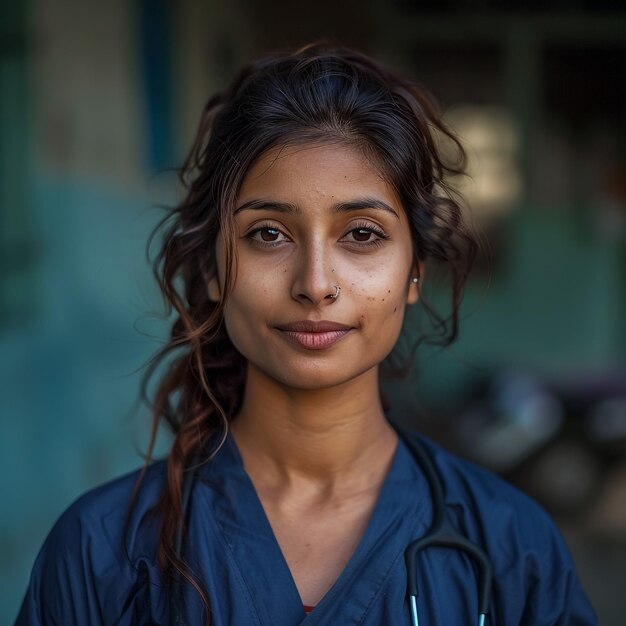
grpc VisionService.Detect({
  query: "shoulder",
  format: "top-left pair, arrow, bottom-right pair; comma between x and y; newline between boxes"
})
404,432 -> 597,623
16,462 -> 168,626
402,432 -> 575,574
408,431 -> 555,530
49,460 -> 167,558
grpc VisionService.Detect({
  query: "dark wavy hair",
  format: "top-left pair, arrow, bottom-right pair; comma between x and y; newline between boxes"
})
130,40 -> 477,623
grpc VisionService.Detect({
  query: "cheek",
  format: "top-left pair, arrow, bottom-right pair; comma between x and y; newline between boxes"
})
346,260 -> 410,319
222,300 -> 256,359
221,278 -> 275,353
349,287 -> 408,359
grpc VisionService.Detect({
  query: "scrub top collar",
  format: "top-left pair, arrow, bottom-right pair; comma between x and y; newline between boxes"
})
193,431 -> 433,625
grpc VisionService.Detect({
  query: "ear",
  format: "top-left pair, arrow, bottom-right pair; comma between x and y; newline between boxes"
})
406,260 -> 425,305
208,274 -> 221,302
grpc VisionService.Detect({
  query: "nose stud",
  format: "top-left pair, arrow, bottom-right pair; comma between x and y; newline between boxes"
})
327,285 -> 341,300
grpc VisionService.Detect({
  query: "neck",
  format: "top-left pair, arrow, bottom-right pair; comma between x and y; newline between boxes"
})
229,363 -> 398,488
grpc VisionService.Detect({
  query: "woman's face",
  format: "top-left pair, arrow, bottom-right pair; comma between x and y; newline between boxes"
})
209,141 -> 420,390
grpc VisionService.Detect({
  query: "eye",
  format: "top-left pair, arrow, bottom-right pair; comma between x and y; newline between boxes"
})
350,228 -> 378,242
244,223 -> 290,246
342,221 -> 389,247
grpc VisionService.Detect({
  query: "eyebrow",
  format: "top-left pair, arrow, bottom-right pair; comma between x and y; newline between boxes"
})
234,197 -> 399,219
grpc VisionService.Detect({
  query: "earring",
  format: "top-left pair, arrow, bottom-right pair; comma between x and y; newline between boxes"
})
411,277 -> 419,284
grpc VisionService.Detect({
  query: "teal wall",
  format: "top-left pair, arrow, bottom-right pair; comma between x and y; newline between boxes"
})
0,175 -> 172,621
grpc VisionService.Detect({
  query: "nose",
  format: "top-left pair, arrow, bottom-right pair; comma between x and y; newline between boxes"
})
290,242 -> 339,306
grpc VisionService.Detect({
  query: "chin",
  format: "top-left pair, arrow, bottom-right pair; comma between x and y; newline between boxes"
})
265,361 -> 379,391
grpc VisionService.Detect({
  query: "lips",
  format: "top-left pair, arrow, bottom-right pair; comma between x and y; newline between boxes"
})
275,320 -> 353,332
274,320 -> 353,349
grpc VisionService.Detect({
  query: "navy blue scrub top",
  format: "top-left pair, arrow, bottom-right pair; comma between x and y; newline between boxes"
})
16,431 -> 597,625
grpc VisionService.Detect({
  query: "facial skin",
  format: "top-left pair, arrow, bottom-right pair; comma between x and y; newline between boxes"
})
208,141 -> 421,394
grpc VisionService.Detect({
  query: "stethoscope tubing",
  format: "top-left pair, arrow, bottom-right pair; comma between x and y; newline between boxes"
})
392,422 -> 493,625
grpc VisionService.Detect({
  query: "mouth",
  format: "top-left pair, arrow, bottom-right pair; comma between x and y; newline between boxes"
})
274,320 -> 354,350
275,320 -> 353,332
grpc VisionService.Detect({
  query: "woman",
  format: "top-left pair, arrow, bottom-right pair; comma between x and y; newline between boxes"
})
17,41 -> 596,625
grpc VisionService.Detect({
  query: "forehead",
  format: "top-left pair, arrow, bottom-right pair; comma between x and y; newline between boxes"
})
237,141 -> 402,208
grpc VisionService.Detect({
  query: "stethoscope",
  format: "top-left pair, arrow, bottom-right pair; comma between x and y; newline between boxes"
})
391,423 -> 493,626
170,422 -> 494,626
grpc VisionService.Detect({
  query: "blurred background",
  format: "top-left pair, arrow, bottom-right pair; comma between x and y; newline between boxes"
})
1,0 -> 625,622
